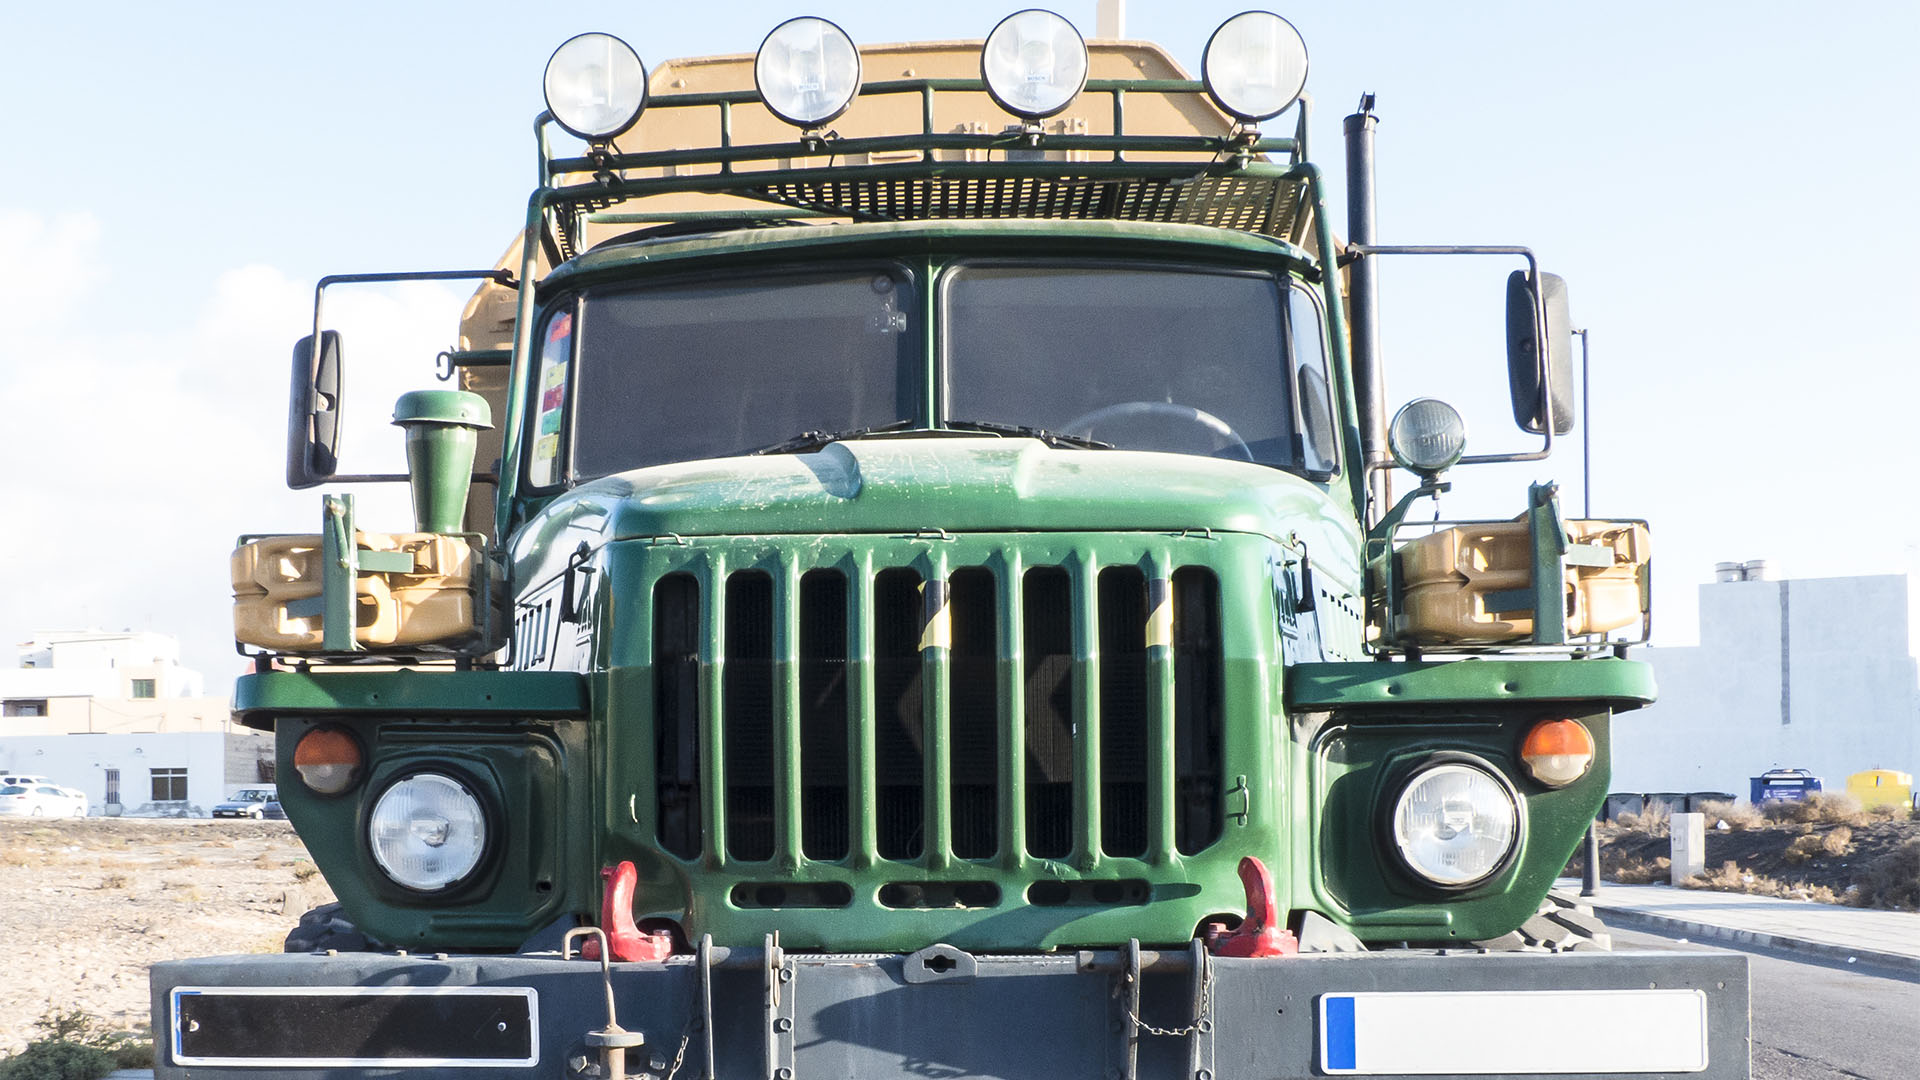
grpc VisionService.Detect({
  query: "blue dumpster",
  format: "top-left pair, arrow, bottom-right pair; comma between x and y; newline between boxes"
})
1750,768 -> 1822,804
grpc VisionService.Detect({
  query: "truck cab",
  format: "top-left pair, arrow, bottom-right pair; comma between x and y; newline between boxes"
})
163,13 -> 1747,1079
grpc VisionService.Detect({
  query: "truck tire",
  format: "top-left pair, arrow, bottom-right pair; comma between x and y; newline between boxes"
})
284,903 -> 384,953
1474,894 -> 1612,952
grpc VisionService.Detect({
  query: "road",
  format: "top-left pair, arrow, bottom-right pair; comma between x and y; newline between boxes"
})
1609,924 -> 1920,1080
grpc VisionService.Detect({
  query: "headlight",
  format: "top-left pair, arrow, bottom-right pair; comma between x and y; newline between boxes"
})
1202,11 -> 1310,123
368,773 -> 487,891
1391,762 -> 1517,887
756,17 -> 862,129
544,32 -> 649,141
1388,397 -> 1468,475
981,9 -> 1088,121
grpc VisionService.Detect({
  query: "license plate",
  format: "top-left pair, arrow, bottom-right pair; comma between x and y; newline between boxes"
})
1318,989 -> 1709,1074
171,986 -> 539,1067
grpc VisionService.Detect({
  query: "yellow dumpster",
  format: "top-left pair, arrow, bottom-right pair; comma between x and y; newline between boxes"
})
1846,769 -> 1914,814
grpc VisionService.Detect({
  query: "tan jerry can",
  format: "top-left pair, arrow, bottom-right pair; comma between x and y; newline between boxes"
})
1396,520 -> 1649,644
232,532 -> 479,650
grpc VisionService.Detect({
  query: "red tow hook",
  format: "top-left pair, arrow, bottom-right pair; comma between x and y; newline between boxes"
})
581,861 -> 675,962
1206,856 -> 1299,957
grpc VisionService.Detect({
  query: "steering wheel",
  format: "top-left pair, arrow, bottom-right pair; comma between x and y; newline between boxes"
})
1061,401 -> 1254,461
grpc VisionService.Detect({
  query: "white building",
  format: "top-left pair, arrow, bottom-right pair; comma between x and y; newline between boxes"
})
0,630 -> 269,815
1613,566 -> 1920,798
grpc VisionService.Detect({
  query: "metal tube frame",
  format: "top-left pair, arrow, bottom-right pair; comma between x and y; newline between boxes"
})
1343,243 -> 1558,468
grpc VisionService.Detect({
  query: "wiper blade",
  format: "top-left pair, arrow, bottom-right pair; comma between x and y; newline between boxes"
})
942,419 -> 1114,450
746,419 -> 916,456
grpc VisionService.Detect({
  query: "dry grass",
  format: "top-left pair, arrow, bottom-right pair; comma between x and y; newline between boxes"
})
1683,860 -> 1842,904
1762,792 -> 1881,827
97,873 -> 131,890
1696,799 -> 1766,830
1609,855 -> 1671,884
199,838 -> 236,849
1613,804 -> 1671,837
1822,825 -> 1854,856
1855,837 -> 1920,911
291,863 -> 320,882
1783,834 -> 1826,864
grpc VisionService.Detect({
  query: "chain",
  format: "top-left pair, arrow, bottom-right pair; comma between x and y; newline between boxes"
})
1124,951 -> 1213,1038
659,1019 -> 693,1080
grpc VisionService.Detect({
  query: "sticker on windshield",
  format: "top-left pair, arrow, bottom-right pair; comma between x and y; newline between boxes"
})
530,313 -> 573,486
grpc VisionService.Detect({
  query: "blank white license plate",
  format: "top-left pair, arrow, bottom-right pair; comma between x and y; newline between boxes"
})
1317,989 -> 1709,1074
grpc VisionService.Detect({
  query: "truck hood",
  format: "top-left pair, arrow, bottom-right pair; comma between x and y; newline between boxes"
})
529,436 -> 1347,542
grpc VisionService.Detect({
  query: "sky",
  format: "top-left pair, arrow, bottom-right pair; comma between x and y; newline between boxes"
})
4,1 -> 1919,694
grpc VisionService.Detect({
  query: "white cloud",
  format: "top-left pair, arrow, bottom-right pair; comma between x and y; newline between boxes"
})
0,211 -> 464,691
0,211 -> 104,332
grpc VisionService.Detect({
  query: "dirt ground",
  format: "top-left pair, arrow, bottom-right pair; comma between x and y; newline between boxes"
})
0,818 -> 332,1053
2,801 -> 1911,1055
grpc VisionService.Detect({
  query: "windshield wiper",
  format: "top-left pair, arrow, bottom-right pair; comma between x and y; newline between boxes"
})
942,419 -> 1114,450
746,419 -> 917,456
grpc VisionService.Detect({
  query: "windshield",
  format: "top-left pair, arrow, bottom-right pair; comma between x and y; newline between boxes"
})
946,265 -> 1300,467
566,267 -> 917,479
539,258 -> 1335,482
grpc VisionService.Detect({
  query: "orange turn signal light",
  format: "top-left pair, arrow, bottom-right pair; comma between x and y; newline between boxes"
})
1519,718 -> 1595,788
294,727 -> 365,796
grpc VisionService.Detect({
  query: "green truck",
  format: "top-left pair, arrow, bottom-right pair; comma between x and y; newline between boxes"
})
159,11 -> 1748,1078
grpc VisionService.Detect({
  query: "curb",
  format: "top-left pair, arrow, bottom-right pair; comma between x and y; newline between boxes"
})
1568,897 -> 1920,976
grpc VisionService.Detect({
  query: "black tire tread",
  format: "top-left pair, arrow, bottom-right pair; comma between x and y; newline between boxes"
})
284,902 -> 384,953
1474,893 -> 1612,952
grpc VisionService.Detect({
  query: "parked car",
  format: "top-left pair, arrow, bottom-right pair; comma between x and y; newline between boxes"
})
261,800 -> 287,821
0,783 -> 88,818
212,785 -> 279,819
0,773 -> 51,789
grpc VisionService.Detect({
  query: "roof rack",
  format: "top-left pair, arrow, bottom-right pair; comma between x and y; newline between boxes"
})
533,76 -> 1316,262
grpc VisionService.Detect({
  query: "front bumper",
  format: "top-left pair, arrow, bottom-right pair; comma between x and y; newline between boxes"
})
154,943 -> 1747,1080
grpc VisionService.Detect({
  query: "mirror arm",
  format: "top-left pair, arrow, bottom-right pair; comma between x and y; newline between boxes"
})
1344,244 -> 1554,467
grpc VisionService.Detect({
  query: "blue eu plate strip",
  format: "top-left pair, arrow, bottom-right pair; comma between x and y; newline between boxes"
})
1324,994 -> 1357,1071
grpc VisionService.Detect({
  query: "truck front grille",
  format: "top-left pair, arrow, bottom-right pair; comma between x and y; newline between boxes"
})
650,553 -> 1224,871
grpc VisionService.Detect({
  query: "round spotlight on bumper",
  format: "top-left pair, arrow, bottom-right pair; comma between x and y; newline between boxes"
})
1202,11 -> 1310,123
1391,762 -> 1518,888
981,9 -> 1089,121
1389,397 -> 1468,476
544,32 -> 649,141
756,17 -> 862,129
368,772 -> 488,892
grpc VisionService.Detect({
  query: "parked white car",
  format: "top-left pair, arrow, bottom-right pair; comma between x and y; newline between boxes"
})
0,773 -> 51,789
212,786 -> 279,819
0,783 -> 89,818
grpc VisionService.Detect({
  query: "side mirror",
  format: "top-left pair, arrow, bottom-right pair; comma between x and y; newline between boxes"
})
287,331 -> 343,489
1505,270 -> 1574,435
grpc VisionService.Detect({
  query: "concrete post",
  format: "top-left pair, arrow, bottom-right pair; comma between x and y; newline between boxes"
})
1669,812 -> 1706,884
